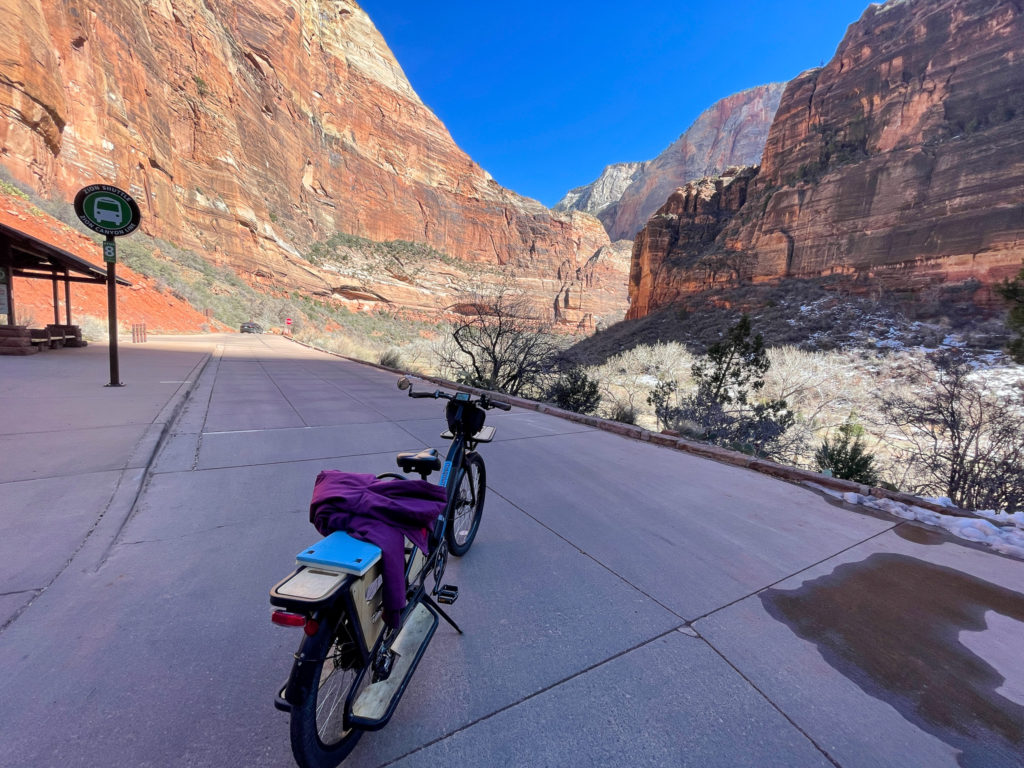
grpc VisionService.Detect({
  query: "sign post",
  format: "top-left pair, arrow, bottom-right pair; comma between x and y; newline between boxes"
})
74,185 -> 141,387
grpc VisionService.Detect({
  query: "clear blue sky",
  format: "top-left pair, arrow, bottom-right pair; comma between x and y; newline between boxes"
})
358,1 -> 875,208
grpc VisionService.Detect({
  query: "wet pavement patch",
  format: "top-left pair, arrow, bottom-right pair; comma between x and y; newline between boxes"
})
761,553 -> 1024,768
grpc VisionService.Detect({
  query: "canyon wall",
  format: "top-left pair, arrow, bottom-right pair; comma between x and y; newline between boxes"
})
628,0 -> 1024,320
0,0 -> 625,329
556,84 -> 784,242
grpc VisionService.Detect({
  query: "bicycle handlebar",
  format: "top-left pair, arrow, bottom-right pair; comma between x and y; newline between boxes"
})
402,381 -> 511,410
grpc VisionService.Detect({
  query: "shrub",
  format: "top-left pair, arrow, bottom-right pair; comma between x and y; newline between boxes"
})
546,367 -> 601,414
881,350 -> 1024,512
605,399 -> 638,425
815,418 -> 880,485
378,348 -> 402,369
646,379 -> 679,431
996,264 -> 1024,363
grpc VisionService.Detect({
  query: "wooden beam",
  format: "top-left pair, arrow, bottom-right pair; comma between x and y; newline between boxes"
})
1,237 -> 14,325
64,267 -> 72,325
52,268 -> 60,325
11,269 -> 106,284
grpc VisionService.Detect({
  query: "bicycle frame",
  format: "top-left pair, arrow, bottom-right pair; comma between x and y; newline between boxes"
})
271,379 -> 507,766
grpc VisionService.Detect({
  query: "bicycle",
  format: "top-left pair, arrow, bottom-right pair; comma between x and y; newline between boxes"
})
269,377 -> 510,768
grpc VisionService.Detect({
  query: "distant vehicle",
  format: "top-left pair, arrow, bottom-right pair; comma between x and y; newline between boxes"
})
240,322 -> 263,334
92,197 -> 124,226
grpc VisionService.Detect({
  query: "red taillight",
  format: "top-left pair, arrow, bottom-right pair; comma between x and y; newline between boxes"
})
271,610 -> 307,628
304,619 -> 320,637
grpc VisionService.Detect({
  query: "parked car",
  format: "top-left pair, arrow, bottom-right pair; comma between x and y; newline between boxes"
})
240,322 -> 263,334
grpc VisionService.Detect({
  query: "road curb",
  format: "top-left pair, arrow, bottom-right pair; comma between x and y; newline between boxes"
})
83,351 -> 213,571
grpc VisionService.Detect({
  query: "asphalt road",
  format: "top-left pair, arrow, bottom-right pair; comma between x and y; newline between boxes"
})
1,333 -> 1021,767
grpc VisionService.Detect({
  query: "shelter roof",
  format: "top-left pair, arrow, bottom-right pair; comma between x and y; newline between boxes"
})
0,206 -> 128,285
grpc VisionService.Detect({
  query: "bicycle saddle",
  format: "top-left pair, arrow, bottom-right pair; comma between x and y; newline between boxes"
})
396,447 -> 441,477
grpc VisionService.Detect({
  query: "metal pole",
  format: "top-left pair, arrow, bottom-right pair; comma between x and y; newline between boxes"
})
106,236 -> 122,387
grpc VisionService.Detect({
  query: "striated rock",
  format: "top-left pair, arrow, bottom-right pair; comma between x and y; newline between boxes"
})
628,0 -> 1024,321
559,84 -> 784,242
0,0 -> 626,328
627,167 -> 757,320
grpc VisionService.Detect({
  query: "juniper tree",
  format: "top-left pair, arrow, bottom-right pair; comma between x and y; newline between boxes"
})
996,264 -> 1024,363
675,314 -> 793,458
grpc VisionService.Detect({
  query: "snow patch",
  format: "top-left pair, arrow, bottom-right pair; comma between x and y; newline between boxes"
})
808,483 -> 1024,560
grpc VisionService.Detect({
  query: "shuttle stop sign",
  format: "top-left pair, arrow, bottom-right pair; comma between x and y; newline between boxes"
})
74,185 -> 142,237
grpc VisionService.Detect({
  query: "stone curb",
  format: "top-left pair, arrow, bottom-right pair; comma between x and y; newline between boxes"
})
283,337 -> 972,521
80,350 -> 213,571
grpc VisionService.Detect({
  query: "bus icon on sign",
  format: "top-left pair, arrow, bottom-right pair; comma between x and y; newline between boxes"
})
93,197 -> 124,226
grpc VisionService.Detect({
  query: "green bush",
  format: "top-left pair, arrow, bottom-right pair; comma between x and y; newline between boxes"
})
997,264 -> 1024,363
546,367 -> 601,414
674,315 -> 794,458
815,418 -> 880,485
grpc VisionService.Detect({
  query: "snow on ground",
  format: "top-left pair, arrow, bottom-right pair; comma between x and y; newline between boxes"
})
807,484 -> 1024,560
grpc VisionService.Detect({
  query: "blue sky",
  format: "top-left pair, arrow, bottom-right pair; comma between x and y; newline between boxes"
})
358,1 -> 875,208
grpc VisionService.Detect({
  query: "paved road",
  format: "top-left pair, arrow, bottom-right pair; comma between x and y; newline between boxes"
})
1,334 -> 1021,767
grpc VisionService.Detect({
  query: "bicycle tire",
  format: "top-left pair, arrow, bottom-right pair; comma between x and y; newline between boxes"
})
289,618 -> 366,768
446,452 -> 485,556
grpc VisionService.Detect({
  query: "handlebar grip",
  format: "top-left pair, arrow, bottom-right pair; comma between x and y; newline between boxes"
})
410,391 -> 437,398
491,399 -> 512,411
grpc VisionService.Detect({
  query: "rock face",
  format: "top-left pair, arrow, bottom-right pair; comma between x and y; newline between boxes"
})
628,0 -> 1024,321
0,0 -> 625,329
558,84 -> 785,242
554,162 -> 646,219
628,167 -> 757,319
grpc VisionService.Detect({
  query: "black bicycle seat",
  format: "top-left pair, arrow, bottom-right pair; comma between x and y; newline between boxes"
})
396,448 -> 441,476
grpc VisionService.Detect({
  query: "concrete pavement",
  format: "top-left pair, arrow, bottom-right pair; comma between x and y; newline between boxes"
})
0,336 -> 212,629
0,333 -> 1021,768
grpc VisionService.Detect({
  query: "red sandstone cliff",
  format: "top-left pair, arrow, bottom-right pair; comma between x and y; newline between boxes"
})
0,0 -> 625,329
628,0 -> 1024,321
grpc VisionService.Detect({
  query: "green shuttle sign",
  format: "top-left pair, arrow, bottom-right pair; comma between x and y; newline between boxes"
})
74,184 -> 142,388
74,184 -> 141,237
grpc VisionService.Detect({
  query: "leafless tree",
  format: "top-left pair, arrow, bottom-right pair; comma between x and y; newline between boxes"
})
438,289 -> 557,396
881,350 -> 1024,512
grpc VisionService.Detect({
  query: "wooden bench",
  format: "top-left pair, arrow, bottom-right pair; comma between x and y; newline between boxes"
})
45,324 -> 87,348
29,328 -> 52,348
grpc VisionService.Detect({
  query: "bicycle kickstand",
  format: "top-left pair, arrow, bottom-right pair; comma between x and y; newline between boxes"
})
423,593 -> 464,635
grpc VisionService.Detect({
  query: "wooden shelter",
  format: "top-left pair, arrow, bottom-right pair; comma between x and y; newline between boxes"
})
0,220 -> 128,355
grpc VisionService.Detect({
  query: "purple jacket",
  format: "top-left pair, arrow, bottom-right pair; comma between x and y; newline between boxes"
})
309,471 -> 447,628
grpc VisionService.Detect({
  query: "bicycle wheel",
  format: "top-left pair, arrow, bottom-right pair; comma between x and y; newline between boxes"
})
446,451 -> 486,556
289,618 -> 365,768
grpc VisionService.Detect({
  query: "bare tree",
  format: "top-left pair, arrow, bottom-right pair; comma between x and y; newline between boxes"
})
881,350 -> 1024,512
438,289 -> 557,396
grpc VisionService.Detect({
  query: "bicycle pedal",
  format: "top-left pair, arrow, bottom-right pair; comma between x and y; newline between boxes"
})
436,584 -> 459,604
